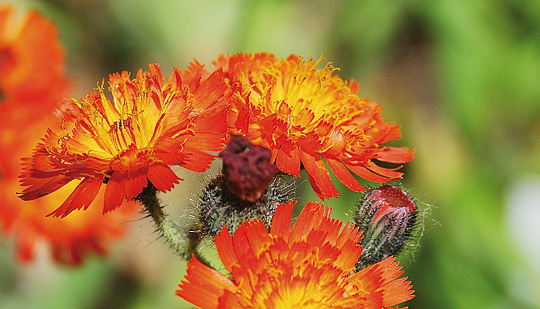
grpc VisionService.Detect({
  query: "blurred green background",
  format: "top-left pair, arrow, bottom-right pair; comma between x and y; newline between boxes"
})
2,0 -> 540,308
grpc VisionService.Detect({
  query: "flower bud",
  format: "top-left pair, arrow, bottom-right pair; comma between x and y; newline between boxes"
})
196,174 -> 294,237
219,134 -> 278,202
354,184 -> 417,269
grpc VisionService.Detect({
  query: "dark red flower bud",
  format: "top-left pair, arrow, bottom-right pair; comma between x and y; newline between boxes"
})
354,184 -> 417,269
219,134 -> 278,202
196,175 -> 294,237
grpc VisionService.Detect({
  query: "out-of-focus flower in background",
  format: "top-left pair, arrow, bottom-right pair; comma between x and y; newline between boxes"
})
0,5 -> 138,265
18,62 -> 231,217
177,201 -> 414,308
214,53 -> 414,200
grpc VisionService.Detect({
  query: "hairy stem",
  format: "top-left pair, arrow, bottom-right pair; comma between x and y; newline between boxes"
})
136,182 -> 210,267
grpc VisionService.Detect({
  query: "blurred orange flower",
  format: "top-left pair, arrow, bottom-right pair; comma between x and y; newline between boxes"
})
19,62 -> 230,217
0,5 -> 138,265
214,53 -> 414,199
177,201 -> 414,308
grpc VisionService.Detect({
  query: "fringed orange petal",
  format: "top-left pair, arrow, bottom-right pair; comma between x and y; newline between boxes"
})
146,164 -> 179,192
124,170 -> 148,201
299,151 -> 339,199
19,173 -> 73,201
376,146 -> 416,164
347,163 -> 395,183
178,148 -> 216,172
192,68 -> 229,110
346,271 -> 385,308
333,224 -> 363,269
377,257 -> 415,307
176,255 -> 237,309
269,201 -> 295,239
290,201 -> 331,244
179,60 -> 210,91
275,145 -> 301,177
349,256 -> 415,308
323,154 -> 368,192
103,172 -> 126,213
189,114 -> 227,152
364,160 -> 404,179
231,219 -> 272,262
214,225 -> 238,274
48,176 -> 103,218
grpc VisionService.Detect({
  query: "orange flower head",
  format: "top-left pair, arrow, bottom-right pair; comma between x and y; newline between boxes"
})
177,201 -> 414,308
0,5 -> 137,265
19,62 -> 230,217
213,53 -> 415,199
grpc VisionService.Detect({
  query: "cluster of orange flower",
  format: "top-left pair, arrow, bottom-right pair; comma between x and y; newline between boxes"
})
1,5 -> 416,308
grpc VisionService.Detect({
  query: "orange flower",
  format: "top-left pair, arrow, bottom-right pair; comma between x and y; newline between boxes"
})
19,62 -> 230,217
0,5 -> 137,265
176,201 -> 414,308
213,53 -> 414,199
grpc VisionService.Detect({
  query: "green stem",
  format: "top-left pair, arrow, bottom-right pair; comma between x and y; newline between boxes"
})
136,183 -> 211,267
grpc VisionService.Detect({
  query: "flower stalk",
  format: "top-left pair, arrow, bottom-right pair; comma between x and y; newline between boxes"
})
136,182 -> 210,266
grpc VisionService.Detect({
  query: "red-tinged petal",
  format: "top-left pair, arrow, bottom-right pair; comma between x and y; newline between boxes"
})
47,176 -> 103,218
192,68 -> 229,110
347,163 -> 394,183
232,219 -> 273,261
19,174 -> 73,200
146,164 -> 179,192
300,150 -> 339,199
324,154 -> 367,192
364,160 -> 404,180
103,172 -> 126,213
275,146 -> 301,177
376,146 -> 415,164
179,60 -> 210,90
124,170 -> 148,201
179,148 -> 216,172
148,63 -> 164,86
290,201 -> 331,244
345,271 -> 385,308
333,230 -> 363,269
269,201 -> 295,239
306,173 -> 327,202
376,257 -> 415,306
336,222 -> 363,249
382,277 -> 415,307
214,225 -> 238,274
184,109 -> 227,152
176,255 -> 237,309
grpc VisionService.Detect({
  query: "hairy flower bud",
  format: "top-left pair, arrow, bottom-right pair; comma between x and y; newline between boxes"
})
354,184 -> 417,269
219,134 -> 278,202
195,174 -> 294,237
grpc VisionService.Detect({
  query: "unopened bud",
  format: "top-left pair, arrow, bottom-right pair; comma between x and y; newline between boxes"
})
354,184 -> 417,269
196,174 -> 294,237
219,134 -> 278,202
